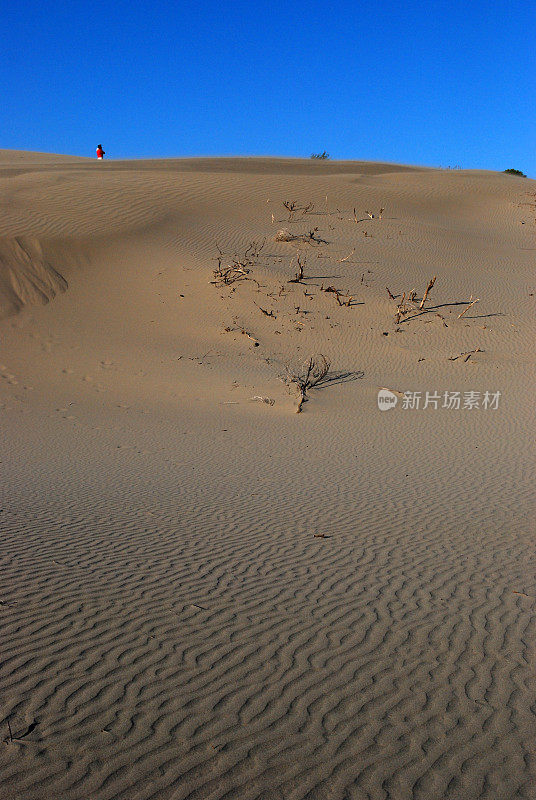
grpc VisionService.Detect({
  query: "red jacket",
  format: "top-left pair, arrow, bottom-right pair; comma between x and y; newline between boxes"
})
96,147 -> 104,158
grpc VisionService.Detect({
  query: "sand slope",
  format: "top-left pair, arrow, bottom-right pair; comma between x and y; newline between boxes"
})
0,151 -> 535,800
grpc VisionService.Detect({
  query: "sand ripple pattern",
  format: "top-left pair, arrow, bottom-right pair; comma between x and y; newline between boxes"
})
1,488 -> 534,800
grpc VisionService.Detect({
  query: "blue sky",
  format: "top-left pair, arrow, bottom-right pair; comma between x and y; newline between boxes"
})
2,0 -> 535,174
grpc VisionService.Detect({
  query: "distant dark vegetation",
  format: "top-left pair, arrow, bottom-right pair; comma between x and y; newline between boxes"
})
504,168 -> 526,177
311,151 -> 330,160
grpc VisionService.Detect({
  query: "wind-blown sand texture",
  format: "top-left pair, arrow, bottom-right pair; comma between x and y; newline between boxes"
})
1,150 -> 535,800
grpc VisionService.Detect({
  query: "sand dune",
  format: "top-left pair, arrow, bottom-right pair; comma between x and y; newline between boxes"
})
0,151 -> 535,800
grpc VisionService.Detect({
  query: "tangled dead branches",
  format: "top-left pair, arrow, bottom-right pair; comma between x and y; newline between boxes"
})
275,227 -> 328,245
211,261 -> 251,286
395,276 -> 437,323
211,240 -> 266,287
244,239 -> 266,259
283,354 -> 331,413
320,284 -> 359,307
283,201 -> 314,222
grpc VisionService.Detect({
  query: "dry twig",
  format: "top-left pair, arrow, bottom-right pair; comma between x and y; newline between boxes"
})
223,326 -> 259,345
448,347 -> 482,362
457,297 -> 480,318
337,249 -> 355,263
288,253 -> 306,283
420,276 -> 437,309
254,303 -> 276,318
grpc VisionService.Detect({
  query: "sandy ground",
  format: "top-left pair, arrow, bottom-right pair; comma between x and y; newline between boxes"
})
0,150 -> 535,800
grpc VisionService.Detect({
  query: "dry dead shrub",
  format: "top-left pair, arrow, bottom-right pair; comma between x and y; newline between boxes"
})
283,354 -> 331,413
283,201 -> 314,222
211,240 -> 266,287
211,261 -> 251,286
274,227 -> 327,245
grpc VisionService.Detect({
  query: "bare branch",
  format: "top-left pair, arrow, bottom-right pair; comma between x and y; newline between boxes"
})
457,297 -> 480,318
283,200 -> 298,221
254,302 -> 276,318
288,253 -> 306,283
337,249 -> 355,263
420,276 -> 437,309
448,347 -> 482,361
244,239 -> 266,260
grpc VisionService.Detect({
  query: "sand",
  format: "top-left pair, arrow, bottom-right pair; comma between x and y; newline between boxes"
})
0,150 -> 534,800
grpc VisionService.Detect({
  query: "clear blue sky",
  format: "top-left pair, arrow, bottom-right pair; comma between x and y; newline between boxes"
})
2,0 -> 535,174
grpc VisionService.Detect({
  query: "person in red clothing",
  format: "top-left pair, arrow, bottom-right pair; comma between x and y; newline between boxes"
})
96,144 -> 105,160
